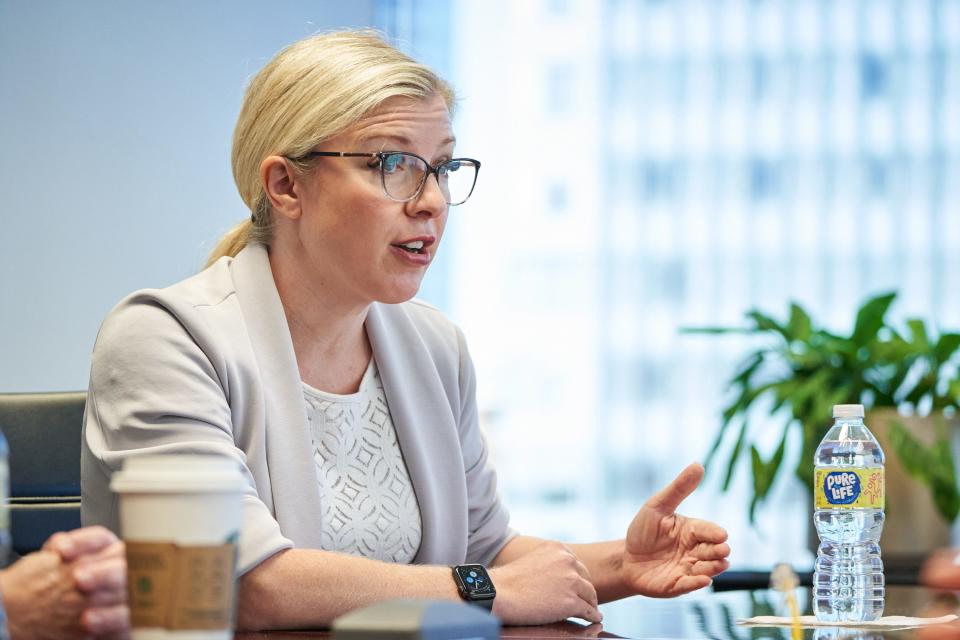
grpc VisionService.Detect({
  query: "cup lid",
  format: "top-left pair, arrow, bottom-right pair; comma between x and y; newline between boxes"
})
110,454 -> 246,494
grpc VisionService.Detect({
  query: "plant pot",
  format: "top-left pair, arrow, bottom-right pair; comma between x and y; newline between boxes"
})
867,409 -> 959,556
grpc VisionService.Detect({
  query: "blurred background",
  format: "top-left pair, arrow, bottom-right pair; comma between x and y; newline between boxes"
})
3,0 -> 959,572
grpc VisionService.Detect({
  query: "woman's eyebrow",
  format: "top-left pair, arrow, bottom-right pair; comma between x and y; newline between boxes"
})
355,133 -> 413,147
354,133 -> 457,149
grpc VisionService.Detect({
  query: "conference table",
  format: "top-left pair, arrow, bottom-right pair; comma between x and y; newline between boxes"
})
233,585 -> 960,639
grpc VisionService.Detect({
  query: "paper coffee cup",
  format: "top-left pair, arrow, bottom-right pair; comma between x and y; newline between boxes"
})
111,455 -> 245,640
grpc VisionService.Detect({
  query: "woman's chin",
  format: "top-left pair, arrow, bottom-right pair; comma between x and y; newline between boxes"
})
376,283 -> 423,305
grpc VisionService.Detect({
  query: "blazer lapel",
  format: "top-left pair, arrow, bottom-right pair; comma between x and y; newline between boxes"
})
366,303 -> 468,564
231,244 -> 325,549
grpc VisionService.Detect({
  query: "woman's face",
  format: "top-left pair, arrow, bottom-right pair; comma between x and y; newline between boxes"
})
293,94 -> 454,307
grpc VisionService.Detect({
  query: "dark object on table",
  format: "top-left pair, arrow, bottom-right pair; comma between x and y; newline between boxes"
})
332,599 -> 500,640
713,557 -> 924,593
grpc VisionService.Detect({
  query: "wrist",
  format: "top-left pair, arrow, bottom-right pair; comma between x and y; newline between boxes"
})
487,566 -> 513,620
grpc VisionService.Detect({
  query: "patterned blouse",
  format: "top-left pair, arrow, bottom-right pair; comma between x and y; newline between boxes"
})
302,359 -> 422,563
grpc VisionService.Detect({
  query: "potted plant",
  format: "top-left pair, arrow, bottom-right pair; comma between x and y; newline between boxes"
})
687,292 -> 960,553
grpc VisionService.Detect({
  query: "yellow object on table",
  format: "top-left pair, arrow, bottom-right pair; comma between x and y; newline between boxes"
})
770,563 -> 803,640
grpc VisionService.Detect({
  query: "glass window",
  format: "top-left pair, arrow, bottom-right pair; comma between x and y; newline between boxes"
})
383,0 -> 960,570
860,53 -> 889,99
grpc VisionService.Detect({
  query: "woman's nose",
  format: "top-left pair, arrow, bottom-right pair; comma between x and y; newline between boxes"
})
408,172 -> 448,218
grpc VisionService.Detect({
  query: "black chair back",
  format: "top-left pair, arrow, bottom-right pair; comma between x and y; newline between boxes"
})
0,391 -> 84,556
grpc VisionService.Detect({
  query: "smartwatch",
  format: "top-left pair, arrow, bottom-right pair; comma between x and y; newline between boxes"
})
452,564 -> 496,611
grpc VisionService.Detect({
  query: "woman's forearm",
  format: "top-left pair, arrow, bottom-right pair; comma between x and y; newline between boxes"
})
236,549 -> 460,630
241,539 -> 611,629
495,535 -> 629,604
567,540 -> 629,603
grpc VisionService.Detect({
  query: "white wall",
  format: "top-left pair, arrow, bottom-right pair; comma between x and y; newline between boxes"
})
0,1 -> 375,391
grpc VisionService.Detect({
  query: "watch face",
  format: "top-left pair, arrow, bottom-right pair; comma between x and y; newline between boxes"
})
454,564 -> 496,599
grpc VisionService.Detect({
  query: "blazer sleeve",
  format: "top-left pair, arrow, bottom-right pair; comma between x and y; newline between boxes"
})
455,327 -> 517,564
82,294 -> 294,573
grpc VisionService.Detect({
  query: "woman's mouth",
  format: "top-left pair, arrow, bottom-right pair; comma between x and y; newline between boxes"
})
390,237 -> 434,266
394,240 -> 425,254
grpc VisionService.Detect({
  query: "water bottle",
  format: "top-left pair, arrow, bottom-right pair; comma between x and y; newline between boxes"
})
813,404 -> 885,622
0,428 -> 9,568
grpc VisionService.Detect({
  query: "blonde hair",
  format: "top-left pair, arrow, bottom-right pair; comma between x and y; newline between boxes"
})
206,30 -> 456,267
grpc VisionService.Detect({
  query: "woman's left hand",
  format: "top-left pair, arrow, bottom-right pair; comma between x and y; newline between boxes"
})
620,463 -> 730,597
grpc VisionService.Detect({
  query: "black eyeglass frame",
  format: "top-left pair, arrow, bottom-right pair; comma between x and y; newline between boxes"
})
291,150 -> 481,206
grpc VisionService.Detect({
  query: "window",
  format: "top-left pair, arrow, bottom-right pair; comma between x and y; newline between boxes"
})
382,0 -> 960,569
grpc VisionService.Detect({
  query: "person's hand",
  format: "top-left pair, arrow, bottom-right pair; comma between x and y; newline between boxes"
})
44,526 -> 129,638
923,549 -> 960,591
43,526 -> 117,563
620,463 -> 730,597
490,541 -> 603,625
913,548 -> 960,640
0,550 -> 87,640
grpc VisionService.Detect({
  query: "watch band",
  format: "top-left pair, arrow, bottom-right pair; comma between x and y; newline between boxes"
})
467,596 -> 494,611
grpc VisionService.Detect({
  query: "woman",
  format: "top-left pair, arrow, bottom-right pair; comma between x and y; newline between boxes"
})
81,30 -> 730,629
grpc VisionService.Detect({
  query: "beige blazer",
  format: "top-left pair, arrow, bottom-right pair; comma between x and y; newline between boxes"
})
81,243 -> 514,574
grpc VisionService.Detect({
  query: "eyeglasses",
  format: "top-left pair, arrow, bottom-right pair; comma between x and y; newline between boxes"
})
293,150 -> 481,206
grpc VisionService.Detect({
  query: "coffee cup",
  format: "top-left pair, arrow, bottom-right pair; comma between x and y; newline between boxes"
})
111,454 -> 245,640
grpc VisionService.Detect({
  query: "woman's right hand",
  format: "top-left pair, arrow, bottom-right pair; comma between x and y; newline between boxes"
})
490,541 -> 602,625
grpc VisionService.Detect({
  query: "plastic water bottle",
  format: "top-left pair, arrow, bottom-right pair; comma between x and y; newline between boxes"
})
813,404 -> 885,622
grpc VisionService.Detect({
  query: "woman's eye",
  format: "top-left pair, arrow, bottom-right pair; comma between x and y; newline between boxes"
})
382,154 -> 405,173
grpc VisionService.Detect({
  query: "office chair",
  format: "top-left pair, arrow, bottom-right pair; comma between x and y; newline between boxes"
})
0,391 -> 85,556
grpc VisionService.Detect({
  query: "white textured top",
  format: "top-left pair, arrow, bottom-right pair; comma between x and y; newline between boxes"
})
303,359 -> 422,563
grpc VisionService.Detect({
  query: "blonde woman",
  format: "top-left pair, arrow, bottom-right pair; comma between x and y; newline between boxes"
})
81,30 -> 730,629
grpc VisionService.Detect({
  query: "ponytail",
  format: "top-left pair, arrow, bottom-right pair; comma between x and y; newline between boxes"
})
205,219 -> 254,268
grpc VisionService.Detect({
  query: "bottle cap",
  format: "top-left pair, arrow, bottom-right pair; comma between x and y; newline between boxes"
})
832,404 -> 865,419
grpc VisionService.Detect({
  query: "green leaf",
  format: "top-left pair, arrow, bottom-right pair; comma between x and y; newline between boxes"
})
679,326 -> 756,335
887,420 -> 960,523
719,385 -> 758,431
747,310 -> 788,338
767,429 -> 788,487
903,366 -> 936,406
721,420 -> 750,491
887,421 -> 929,477
851,292 -> 897,347
931,481 -> 960,523
908,318 -> 930,351
747,428 -> 789,523
788,303 -> 813,341
785,369 -> 836,419
749,447 -> 764,523
950,379 -> 960,402
930,441 -> 960,522
732,353 -> 765,385
934,333 -> 960,365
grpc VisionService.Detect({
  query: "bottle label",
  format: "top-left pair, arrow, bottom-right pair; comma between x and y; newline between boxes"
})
815,467 -> 884,509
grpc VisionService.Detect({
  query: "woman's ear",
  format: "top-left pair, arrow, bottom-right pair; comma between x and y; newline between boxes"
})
260,156 -> 303,221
